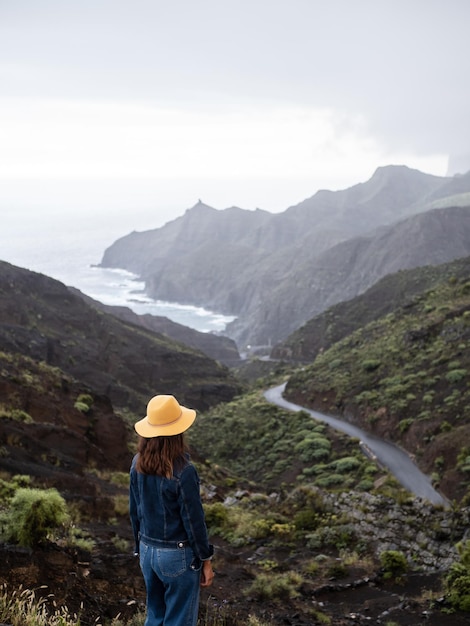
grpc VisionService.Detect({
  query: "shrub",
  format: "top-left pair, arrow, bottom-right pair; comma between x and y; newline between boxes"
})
245,571 -> 303,600
109,471 -> 130,487
74,393 -> 94,413
355,390 -> 380,406
203,502 -> 229,532
309,610 -> 331,625
1,487 -> 69,547
310,448 -> 331,461
293,509 -> 320,531
307,524 -> 356,551
314,474 -> 344,488
379,550 -> 408,581
0,475 -> 31,503
362,359 -> 381,372
68,526 -> 95,552
76,393 -> 94,407
302,559 -> 320,577
457,448 -> 470,474
329,359 -> 342,370
356,478 -> 374,491
9,410 -> 34,423
330,456 -> 361,473
114,494 -> 130,516
398,418 -> 414,433
445,369 -> 467,384
444,540 -> 470,611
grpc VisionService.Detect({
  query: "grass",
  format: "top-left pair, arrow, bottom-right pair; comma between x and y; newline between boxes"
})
0,585 -> 81,626
0,584 -> 149,626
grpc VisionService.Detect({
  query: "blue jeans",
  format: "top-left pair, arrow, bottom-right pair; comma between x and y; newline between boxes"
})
139,540 -> 201,626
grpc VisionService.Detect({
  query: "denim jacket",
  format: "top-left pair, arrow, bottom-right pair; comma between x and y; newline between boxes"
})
129,454 -> 214,561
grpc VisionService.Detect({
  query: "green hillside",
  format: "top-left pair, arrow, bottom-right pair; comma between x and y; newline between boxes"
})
189,390 -> 388,494
284,272 -> 470,503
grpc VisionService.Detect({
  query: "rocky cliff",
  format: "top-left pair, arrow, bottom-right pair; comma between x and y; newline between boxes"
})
228,205 -> 470,346
99,166 -> 470,349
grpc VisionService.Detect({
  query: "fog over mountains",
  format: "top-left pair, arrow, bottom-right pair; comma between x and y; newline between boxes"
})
100,165 -> 470,349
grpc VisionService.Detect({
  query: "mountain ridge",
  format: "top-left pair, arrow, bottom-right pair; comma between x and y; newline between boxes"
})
226,205 -> 470,346
99,165 -> 470,348
272,255 -> 470,361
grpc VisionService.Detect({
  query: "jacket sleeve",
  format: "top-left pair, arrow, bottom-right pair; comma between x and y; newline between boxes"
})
129,456 -> 140,554
178,464 -> 214,561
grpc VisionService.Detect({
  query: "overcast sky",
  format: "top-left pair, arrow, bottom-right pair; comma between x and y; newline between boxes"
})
1,0 -> 469,225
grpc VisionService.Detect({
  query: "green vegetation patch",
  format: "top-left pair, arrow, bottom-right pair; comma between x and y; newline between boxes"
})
285,275 -> 470,501
288,278 -> 470,424
0,487 -> 69,547
189,391 -> 380,490
444,539 -> 470,611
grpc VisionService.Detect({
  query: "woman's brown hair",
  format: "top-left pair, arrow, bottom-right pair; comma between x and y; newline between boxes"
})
136,434 -> 188,478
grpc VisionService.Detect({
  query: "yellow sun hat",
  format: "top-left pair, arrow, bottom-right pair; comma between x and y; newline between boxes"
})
134,395 -> 196,438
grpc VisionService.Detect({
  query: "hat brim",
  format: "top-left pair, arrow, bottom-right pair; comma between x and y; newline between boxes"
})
134,406 -> 196,438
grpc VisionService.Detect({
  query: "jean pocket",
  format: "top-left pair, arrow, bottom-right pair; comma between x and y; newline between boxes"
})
157,548 -> 188,578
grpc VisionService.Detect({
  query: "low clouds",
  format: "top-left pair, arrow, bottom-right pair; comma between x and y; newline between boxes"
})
0,0 -> 468,212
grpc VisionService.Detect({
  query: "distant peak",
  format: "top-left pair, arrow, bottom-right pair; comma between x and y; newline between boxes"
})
370,164 -> 443,183
186,200 -> 216,213
372,164 -> 411,178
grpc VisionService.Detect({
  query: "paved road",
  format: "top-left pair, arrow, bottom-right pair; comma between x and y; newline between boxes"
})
264,383 -> 447,506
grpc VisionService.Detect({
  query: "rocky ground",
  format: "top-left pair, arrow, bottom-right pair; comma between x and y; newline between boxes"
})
1,528 -> 470,626
1,479 -> 470,626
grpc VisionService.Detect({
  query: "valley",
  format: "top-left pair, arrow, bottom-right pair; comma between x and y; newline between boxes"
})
0,165 -> 470,625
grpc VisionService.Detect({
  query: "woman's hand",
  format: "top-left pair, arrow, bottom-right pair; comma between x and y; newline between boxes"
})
200,559 -> 214,587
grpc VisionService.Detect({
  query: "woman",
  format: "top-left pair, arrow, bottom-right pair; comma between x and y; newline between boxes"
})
129,394 -> 214,626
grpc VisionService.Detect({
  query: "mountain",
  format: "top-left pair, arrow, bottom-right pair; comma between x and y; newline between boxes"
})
279,163 -> 445,235
283,265 -> 470,503
99,166 -> 470,348
71,289 -> 241,366
0,261 -> 242,412
426,169 -> 470,205
272,255 -> 470,362
228,205 -> 470,346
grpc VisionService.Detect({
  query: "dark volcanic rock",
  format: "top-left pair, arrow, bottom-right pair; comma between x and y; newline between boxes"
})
72,289 -> 241,366
0,351 -> 130,481
0,261 -> 242,412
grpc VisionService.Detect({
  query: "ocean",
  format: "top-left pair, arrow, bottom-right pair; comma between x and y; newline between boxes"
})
1,207 -> 235,334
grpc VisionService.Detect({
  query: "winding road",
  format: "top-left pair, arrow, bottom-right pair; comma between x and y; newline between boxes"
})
264,383 -> 447,506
